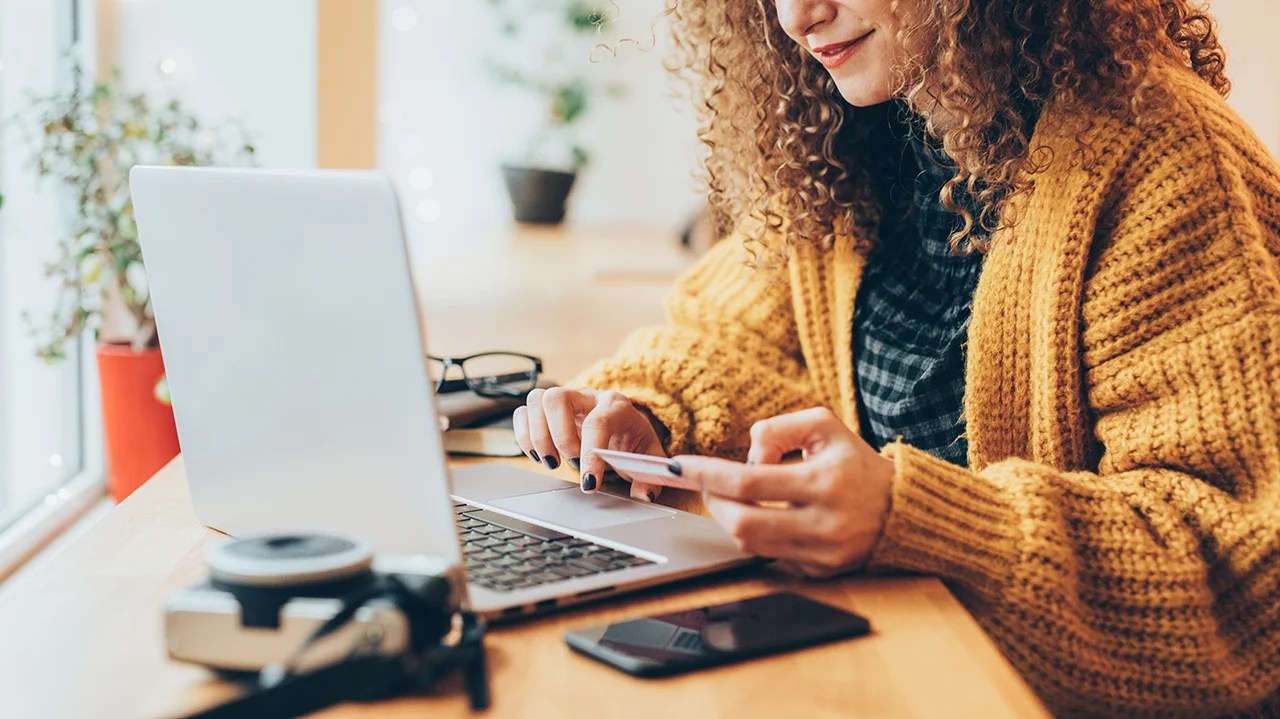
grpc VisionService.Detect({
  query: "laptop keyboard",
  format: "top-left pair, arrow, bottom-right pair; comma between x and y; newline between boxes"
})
453,502 -> 655,592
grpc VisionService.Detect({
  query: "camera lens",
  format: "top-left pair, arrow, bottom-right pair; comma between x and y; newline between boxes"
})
206,533 -> 373,587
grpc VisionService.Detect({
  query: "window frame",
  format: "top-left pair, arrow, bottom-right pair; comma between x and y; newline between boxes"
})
0,0 -> 107,584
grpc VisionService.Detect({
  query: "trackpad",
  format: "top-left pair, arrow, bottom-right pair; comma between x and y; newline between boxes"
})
491,487 -> 674,531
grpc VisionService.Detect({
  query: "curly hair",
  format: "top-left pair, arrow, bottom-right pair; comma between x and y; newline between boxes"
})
665,0 -> 1230,258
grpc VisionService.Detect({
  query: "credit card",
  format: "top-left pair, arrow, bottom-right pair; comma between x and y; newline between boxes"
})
591,448 -> 701,491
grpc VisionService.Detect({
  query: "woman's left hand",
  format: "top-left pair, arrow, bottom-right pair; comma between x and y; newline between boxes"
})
672,407 -> 896,577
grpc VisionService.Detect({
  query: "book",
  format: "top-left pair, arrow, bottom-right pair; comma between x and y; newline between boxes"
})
442,413 -> 523,457
436,389 -> 523,432
435,378 -> 554,457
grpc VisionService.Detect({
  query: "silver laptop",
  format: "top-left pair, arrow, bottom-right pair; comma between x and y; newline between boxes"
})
129,166 -> 753,620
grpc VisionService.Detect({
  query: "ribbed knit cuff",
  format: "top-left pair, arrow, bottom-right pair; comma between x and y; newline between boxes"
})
868,442 -> 1022,602
614,385 -> 692,457
565,366 -> 693,457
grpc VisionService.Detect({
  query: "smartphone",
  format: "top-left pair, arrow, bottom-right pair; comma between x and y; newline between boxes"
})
563,592 -> 871,677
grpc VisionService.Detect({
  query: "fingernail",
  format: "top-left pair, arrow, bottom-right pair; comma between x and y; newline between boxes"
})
581,474 -> 597,492
568,457 -> 581,471
668,461 -> 682,476
529,450 -> 540,463
544,455 -> 559,470
646,490 -> 657,503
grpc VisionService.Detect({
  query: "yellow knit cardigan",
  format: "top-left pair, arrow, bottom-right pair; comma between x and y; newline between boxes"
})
575,61 -> 1280,716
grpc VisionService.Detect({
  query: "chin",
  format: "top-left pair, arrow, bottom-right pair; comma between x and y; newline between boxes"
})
833,79 -> 894,108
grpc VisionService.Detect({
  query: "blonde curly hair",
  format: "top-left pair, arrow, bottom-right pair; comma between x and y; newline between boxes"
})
665,0 -> 1230,257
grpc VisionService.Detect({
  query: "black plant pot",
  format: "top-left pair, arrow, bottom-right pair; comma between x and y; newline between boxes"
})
501,165 -> 577,225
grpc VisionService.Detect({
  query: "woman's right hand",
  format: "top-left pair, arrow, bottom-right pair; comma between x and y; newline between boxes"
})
513,387 -> 668,501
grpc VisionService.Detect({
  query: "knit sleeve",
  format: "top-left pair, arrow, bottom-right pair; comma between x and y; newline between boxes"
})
570,219 -> 822,458
868,105 -> 1280,714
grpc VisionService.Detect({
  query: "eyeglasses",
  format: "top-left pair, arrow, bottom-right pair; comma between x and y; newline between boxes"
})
427,351 -> 543,398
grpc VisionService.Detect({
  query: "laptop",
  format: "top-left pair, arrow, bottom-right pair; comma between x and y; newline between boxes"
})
129,166 -> 754,621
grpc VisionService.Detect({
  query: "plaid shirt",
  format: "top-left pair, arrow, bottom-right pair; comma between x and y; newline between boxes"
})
852,107 -> 985,467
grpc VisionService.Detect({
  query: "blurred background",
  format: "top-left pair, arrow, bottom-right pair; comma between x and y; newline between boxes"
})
0,0 -> 1275,574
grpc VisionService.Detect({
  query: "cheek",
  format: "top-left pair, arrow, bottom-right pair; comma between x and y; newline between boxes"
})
829,40 -> 898,106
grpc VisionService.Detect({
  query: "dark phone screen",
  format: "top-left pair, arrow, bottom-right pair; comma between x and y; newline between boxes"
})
565,592 -> 871,674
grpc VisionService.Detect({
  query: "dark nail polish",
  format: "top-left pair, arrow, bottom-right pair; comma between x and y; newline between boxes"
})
668,461 -> 682,476
529,450 -> 540,463
568,457 -> 581,471
581,474 -> 597,491
544,455 -> 559,470
646,491 -> 657,503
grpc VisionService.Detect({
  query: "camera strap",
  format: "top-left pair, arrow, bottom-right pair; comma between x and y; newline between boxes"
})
177,575 -> 489,718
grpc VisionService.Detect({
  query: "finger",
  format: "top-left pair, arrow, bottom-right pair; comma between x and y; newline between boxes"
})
540,387 -> 594,471
512,406 -> 535,461
630,480 -> 661,503
777,559 -> 842,579
673,455 -> 819,504
748,407 -> 844,463
577,392 -> 633,493
703,494 -> 815,560
523,388 -> 559,470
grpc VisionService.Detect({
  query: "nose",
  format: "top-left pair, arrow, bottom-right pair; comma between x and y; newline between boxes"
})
775,0 -> 835,41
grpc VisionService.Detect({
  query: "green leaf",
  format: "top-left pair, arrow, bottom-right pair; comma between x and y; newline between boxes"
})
553,82 -> 589,125
8,64 -> 259,363
571,145 -> 590,168
569,3 -> 607,31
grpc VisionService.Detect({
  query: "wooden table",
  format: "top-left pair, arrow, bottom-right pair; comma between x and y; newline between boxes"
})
0,224 -> 1049,718
0,458 -> 1048,718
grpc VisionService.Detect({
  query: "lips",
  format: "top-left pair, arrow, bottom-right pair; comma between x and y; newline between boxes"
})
811,31 -> 873,69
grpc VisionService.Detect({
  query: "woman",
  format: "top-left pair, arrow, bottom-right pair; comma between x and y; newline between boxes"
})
515,1 -> 1280,715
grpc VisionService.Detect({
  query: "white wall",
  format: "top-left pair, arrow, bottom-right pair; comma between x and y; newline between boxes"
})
109,0 -> 318,169
378,0 -> 702,235
1211,1 -> 1280,155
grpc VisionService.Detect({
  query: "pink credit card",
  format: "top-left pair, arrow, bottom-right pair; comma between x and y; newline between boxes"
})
591,449 -> 701,491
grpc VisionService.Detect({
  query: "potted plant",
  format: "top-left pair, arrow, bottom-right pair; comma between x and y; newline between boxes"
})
483,0 -> 620,224
0,68 -> 255,502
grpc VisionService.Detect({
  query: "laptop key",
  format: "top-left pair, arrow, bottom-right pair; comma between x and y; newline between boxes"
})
472,524 -> 504,535
463,510 -> 569,541
493,529 -> 523,541
548,564 -> 595,578
566,556 -> 614,572
472,550 -> 503,562
526,571 -> 565,584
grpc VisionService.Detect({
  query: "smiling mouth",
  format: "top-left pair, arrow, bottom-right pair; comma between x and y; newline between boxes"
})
811,31 -> 873,69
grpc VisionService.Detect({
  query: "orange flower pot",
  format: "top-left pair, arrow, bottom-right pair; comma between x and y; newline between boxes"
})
96,345 -> 180,502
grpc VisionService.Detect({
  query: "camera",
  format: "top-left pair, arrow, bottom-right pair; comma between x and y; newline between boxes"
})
165,533 -> 463,673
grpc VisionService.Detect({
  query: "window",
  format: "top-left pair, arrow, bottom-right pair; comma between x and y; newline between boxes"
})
0,0 -> 103,576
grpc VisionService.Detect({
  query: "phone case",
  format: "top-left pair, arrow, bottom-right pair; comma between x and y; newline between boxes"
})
563,591 -> 872,678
